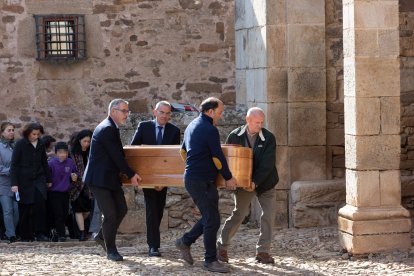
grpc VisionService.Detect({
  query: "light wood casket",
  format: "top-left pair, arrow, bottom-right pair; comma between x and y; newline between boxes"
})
122,145 -> 253,189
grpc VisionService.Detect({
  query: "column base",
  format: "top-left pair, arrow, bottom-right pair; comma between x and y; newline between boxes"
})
338,205 -> 412,254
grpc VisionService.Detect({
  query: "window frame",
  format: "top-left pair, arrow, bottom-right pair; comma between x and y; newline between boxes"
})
34,14 -> 87,61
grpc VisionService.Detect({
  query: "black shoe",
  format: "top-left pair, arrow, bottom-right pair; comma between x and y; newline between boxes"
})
7,236 -> 17,243
79,230 -> 86,241
107,252 -> 123,262
58,236 -> 67,242
36,234 -> 49,242
95,236 -> 107,252
149,247 -> 161,257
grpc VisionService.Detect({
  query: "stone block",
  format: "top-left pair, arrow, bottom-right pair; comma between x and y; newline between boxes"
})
119,209 -> 168,234
288,102 -> 326,146
26,0 -> 93,14
344,96 -> 380,135
266,0 -> 286,25
327,128 -> 344,146
275,146 -> 290,189
290,179 -> 345,228
246,68 -> 266,103
354,1 -> 399,29
36,63 -> 84,80
288,25 -> 325,67
246,27 -> 266,69
345,134 -> 400,170
290,146 -> 326,182
235,29 -> 247,69
380,97 -> 400,135
266,25 -> 286,67
380,170 -> 401,206
235,0 -> 245,30
235,69 -> 246,104
288,68 -> 326,102
401,67 -> 414,94
86,15 -> 104,59
346,169 -> 380,207
345,57 -> 400,98
286,0 -> 325,24
266,103 -> 287,145
245,0 -> 266,29
378,29 -> 399,57
354,29 -> 378,56
17,17 -> 35,58
267,68 -> 287,102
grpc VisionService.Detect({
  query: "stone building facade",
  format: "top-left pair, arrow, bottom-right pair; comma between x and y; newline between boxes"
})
1,0 -> 414,253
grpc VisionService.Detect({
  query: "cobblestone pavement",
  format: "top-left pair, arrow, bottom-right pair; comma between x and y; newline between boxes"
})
1,226 -> 414,275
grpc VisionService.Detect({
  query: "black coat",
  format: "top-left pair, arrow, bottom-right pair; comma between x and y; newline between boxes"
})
10,138 -> 52,204
226,125 -> 279,194
83,117 -> 135,191
130,120 -> 180,146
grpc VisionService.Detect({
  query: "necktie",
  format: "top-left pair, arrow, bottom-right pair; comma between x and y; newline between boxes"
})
157,126 -> 163,145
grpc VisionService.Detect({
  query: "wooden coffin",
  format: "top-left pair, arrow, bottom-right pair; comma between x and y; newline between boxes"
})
122,145 -> 253,189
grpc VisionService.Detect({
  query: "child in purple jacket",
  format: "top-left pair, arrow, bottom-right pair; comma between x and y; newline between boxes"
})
48,142 -> 78,242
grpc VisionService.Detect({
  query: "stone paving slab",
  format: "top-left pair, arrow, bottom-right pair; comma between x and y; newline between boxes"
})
1,226 -> 414,275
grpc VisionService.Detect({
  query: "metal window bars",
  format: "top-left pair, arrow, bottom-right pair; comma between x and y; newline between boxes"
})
34,15 -> 86,61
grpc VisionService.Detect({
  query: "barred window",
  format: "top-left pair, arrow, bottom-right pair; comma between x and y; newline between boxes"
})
34,15 -> 86,61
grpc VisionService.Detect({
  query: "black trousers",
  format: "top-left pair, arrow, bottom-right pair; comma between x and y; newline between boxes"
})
47,191 -> 69,237
18,189 -> 48,240
90,186 -> 127,254
143,187 -> 167,249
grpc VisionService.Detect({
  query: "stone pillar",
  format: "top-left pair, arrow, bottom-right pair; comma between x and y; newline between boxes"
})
235,1 -> 326,228
338,0 -> 411,254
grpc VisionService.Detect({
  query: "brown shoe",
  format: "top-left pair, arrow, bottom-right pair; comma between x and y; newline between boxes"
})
217,247 -> 229,263
256,252 -> 275,264
175,238 -> 194,265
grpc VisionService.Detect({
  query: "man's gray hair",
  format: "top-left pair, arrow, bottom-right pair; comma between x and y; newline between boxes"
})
247,107 -> 265,117
108,99 -> 129,115
155,100 -> 172,110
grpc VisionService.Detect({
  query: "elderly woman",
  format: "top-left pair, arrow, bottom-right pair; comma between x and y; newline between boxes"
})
0,122 -> 19,243
10,123 -> 52,242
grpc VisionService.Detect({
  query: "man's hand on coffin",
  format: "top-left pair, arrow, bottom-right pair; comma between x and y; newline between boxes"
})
225,177 -> 237,191
154,186 -> 163,191
130,173 -> 142,186
244,182 -> 256,192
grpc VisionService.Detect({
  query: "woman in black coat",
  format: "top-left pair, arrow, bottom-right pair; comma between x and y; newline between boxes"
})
10,123 -> 52,241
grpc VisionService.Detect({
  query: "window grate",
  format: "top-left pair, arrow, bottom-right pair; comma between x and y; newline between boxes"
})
34,14 -> 86,61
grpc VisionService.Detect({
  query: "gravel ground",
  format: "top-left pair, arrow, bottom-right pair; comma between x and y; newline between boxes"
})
1,226 -> 414,275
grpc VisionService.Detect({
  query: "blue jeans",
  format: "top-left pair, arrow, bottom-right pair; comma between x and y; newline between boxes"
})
0,195 -> 19,238
182,179 -> 220,263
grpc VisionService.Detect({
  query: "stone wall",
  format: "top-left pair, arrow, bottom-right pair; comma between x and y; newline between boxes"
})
0,0 -> 236,140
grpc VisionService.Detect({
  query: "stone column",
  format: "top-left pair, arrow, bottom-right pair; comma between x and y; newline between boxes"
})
338,0 -> 411,254
235,0 -> 326,228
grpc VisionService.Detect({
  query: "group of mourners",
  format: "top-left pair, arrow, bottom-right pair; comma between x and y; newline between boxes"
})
0,124 -> 99,243
0,97 -> 279,273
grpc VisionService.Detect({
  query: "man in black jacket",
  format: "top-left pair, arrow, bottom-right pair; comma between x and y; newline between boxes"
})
130,101 -> 180,257
217,107 -> 279,264
84,99 -> 141,262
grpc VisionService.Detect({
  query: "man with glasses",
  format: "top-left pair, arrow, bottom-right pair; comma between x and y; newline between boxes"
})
130,101 -> 180,257
84,99 -> 141,262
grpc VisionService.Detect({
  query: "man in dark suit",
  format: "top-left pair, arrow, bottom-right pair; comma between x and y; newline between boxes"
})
84,99 -> 141,262
130,101 -> 180,257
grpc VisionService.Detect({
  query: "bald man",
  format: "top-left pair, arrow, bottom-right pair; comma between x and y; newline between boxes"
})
216,107 -> 279,264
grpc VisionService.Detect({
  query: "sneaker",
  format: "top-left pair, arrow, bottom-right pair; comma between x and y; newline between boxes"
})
217,247 -> 229,263
175,238 -> 194,265
256,252 -> 275,264
203,260 -> 230,273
